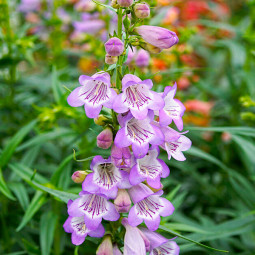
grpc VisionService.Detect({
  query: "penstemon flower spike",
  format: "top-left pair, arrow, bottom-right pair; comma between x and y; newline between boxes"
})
64,1 -> 191,254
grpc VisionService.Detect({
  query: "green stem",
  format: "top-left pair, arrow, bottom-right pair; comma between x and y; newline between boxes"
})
116,8 -> 123,91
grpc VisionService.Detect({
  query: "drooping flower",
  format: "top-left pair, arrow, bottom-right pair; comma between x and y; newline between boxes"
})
97,235 -> 113,255
157,83 -> 185,130
63,200 -> 105,245
114,111 -> 164,159
114,189 -> 131,213
82,156 -> 131,199
139,227 -> 180,255
128,183 -> 174,231
135,25 -> 179,50
67,72 -> 117,118
129,147 -> 170,189
113,74 -> 164,120
136,49 -> 150,67
134,3 -> 150,19
122,218 -> 147,255
158,125 -> 192,161
105,37 -> 124,57
97,128 -> 113,149
111,144 -> 132,169
68,191 -> 120,230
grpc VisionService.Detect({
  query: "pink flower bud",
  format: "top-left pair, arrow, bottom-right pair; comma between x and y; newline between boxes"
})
117,0 -> 133,7
136,25 -> 179,50
96,235 -> 113,255
114,189 -> 131,213
113,245 -> 122,255
134,3 -> 150,19
71,171 -> 88,183
97,128 -> 113,149
105,54 -> 118,64
105,37 -> 124,57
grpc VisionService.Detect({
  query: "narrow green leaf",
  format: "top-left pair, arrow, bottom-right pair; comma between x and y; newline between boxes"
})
9,182 -> 30,210
21,144 -> 41,167
0,119 -> 37,168
16,190 -> 47,232
40,212 -> 58,255
159,225 -> 229,253
52,66 -> 64,104
0,168 -> 16,200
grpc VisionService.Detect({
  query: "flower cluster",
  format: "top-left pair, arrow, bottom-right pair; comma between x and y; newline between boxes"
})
64,0 -> 191,254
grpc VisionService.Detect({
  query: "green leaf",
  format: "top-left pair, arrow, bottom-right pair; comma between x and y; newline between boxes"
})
0,119 -> 37,168
9,182 -> 30,210
158,225 -> 229,253
16,190 -> 47,232
0,168 -> 16,200
21,145 -> 41,167
40,211 -> 58,255
52,66 -> 64,104
91,0 -> 117,12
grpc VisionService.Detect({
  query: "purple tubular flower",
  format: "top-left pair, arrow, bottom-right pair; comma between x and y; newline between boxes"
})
135,25 -> 179,49
105,37 -> 124,57
113,74 -> 164,120
68,191 -> 120,231
128,184 -> 174,231
114,189 -> 131,213
63,200 -> 105,246
122,218 -> 147,255
139,227 -> 180,255
82,156 -> 131,199
129,147 -> 170,189
67,72 -> 117,118
114,111 -> 164,159
159,126 -> 192,161
158,83 -> 185,130
136,49 -> 150,67
111,144 -> 132,168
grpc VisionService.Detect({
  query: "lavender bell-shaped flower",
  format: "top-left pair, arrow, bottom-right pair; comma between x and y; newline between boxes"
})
105,37 -> 124,57
63,200 -> 105,245
157,83 -> 186,130
113,74 -> 164,120
128,183 -> 174,231
114,111 -> 164,159
67,72 -> 117,118
129,147 -> 170,189
122,218 -> 147,255
82,155 -> 131,199
68,191 -> 120,230
139,227 -> 180,255
136,25 -> 179,50
97,128 -> 113,149
114,189 -> 131,213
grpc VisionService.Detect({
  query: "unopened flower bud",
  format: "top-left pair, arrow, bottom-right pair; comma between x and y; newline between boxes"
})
114,189 -> 131,213
71,170 -> 88,183
136,49 -> 150,67
105,37 -> 124,57
111,144 -> 131,168
134,3 -> 150,19
96,235 -> 113,255
105,54 -> 118,64
111,0 -> 120,8
94,114 -> 108,126
97,128 -> 113,149
113,244 -> 122,255
117,0 -> 133,7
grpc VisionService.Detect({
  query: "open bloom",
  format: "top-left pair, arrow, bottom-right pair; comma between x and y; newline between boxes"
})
67,72 -> 117,118
139,227 -> 180,255
129,147 -> 170,189
63,200 -> 105,245
82,156 -> 131,199
113,74 -> 164,120
159,125 -> 192,161
128,184 -> 174,231
68,191 -> 120,230
122,218 -> 147,255
114,111 -> 164,159
111,144 -> 132,168
157,83 -> 185,130
136,25 -> 179,50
